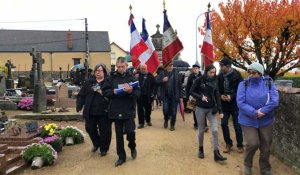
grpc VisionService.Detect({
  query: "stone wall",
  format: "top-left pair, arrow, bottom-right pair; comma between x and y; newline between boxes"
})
272,93 -> 300,174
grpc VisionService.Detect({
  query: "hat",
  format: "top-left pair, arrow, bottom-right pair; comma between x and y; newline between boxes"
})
219,57 -> 232,66
192,62 -> 200,68
248,62 -> 264,75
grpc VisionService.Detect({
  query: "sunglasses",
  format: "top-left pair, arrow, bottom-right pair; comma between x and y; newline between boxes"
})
247,70 -> 258,75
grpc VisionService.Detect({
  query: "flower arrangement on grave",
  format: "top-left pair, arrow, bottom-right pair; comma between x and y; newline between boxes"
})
17,97 -> 33,110
39,135 -> 63,152
59,126 -> 85,145
22,143 -> 58,168
40,123 -> 60,138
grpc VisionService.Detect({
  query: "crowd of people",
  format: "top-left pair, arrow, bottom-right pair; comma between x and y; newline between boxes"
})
76,56 -> 279,175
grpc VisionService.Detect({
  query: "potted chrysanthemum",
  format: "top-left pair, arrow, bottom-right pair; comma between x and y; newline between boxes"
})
59,126 -> 85,146
39,135 -> 63,152
22,143 -> 58,169
39,123 -> 60,138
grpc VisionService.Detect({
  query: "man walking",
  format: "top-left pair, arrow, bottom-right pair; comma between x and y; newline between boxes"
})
156,63 -> 183,131
217,57 -> 244,153
103,57 -> 140,166
136,64 -> 156,129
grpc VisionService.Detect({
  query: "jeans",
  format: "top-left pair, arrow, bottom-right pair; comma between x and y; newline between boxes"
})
242,124 -> 273,174
221,110 -> 243,147
162,98 -> 178,126
195,107 -> 219,150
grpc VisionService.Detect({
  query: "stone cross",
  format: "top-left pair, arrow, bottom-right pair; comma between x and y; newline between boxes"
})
5,60 -> 15,79
30,48 -> 44,82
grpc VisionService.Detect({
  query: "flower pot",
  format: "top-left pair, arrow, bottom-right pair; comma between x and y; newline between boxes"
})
31,157 -> 44,169
65,137 -> 74,145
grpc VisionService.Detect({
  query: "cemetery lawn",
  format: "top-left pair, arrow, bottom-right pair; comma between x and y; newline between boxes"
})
5,108 -> 294,175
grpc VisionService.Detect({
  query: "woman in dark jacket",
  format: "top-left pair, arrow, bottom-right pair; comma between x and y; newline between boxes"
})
76,63 -> 112,156
190,64 -> 226,161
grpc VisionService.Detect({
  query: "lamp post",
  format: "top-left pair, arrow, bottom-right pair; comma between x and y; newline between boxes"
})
195,12 -> 205,63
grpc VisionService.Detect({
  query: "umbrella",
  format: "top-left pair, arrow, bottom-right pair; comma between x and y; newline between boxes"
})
178,100 -> 185,121
71,64 -> 85,71
173,60 -> 190,68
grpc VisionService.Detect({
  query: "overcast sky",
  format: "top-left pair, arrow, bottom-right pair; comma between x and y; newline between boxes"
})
0,0 -> 223,66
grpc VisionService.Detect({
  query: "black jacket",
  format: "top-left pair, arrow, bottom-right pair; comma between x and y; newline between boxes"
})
102,71 -> 140,120
217,69 -> 243,111
190,76 -> 222,113
186,72 -> 202,99
137,72 -> 156,103
76,78 -> 110,119
156,69 -> 183,102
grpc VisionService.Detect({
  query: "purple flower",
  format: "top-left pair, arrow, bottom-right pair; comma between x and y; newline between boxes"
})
40,135 -> 59,143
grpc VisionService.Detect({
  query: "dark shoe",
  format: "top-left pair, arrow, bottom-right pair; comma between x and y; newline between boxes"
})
100,151 -> 107,157
115,159 -> 126,167
214,150 -> 227,161
194,125 -> 198,130
91,146 -> 98,153
137,124 -> 144,129
204,127 -> 209,132
147,122 -> 152,126
223,144 -> 233,153
237,147 -> 244,153
164,121 -> 168,129
198,146 -> 204,159
131,149 -> 137,159
170,126 -> 175,131
261,170 -> 272,175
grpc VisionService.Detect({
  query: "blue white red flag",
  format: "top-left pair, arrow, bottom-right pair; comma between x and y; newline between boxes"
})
140,18 -> 160,76
129,14 -> 148,68
200,12 -> 214,67
162,10 -> 183,68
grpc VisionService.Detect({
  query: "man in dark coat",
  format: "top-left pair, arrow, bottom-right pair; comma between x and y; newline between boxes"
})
102,57 -> 140,167
156,63 -> 183,131
217,57 -> 244,153
136,64 -> 156,129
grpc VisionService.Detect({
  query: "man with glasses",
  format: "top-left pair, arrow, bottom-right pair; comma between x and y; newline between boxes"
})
217,57 -> 244,154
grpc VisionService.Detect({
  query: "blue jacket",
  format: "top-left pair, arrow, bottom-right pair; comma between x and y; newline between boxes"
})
236,76 -> 279,128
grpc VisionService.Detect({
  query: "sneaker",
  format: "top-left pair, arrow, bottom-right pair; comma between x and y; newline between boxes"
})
237,147 -> 244,153
223,144 -> 233,153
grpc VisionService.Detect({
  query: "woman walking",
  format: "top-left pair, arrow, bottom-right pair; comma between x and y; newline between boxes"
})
76,63 -> 112,156
237,62 -> 279,175
190,64 -> 227,161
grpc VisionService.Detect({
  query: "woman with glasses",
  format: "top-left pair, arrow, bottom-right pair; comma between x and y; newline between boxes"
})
237,62 -> 279,175
76,63 -> 112,156
190,64 -> 227,161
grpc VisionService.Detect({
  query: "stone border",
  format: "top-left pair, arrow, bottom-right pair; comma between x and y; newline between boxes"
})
15,113 -> 83,121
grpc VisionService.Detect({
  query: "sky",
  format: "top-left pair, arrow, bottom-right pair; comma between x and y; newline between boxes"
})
0,0 -> 224,66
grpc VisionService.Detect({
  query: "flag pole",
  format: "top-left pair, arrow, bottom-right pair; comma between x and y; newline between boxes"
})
129,4 -> 132,14
163,0 -> 166,10
201,3 -> 212,71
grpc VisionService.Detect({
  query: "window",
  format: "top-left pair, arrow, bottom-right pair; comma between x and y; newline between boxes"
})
73,58 -> 81,65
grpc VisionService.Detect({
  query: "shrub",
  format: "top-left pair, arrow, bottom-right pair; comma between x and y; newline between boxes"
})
276,76 -> 300,88
22,143 -> 58,166
59,126 -> 85,144
40,123 -> 60,138
39,135 -> 63,152
17,97 -> 33,110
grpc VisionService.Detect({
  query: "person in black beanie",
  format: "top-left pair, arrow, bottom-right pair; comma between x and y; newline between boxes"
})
76,63 -> 112,156
217,57 -> 244,154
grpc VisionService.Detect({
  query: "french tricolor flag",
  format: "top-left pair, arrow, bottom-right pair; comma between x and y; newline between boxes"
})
140,18 -> 160,76
162,10 -> 183,67
129,14 -> 148,68
200,12 -> 214,67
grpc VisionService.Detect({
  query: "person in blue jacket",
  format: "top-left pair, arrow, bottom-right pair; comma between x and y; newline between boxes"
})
237,62 -> 279,175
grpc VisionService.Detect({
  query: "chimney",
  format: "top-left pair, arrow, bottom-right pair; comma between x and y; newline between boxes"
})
67,30 -> 73,49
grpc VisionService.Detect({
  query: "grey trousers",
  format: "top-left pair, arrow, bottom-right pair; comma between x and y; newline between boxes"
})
195,107 -> 219,150
241,124 -> 273,174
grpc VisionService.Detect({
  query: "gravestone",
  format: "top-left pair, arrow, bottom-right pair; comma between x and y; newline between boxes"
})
5,60 -> 15,89
55,82 -> 76,108
30,48 -> 47,113
0,72 -> 6,96
17,75 -> 26,88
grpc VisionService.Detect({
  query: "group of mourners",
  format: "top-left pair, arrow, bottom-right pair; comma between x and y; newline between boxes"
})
76,56 -> 279,175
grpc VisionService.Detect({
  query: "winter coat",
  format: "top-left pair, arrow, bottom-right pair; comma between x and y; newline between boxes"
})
76,78 -> 110,120
137,72 -> 156,103
156,69 -> 183,102
217,69 -> 243,111
186,72 -> 202,99
236,76 -> 279,128
190,76 -> 222,113
102,71 -> 140,120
